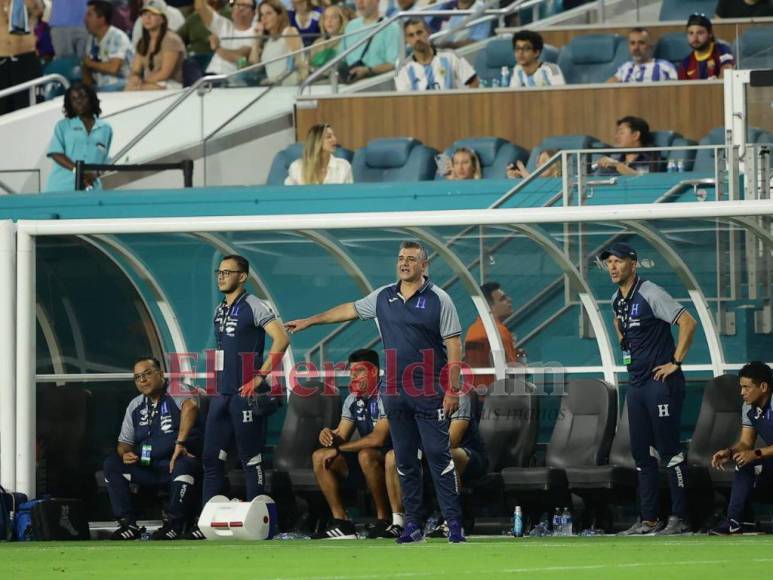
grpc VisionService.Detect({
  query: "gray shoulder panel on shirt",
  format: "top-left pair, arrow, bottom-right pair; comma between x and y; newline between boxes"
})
430,284 -> 462,338
353,284 -> 392,320
639,280 -> 685,324
741,402 -> 753,427
245,294 -> 277,328
118,394 -> 145,444
341,393 -> 356,420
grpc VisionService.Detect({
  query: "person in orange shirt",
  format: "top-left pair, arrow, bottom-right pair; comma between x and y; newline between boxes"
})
464,281 -> 522,391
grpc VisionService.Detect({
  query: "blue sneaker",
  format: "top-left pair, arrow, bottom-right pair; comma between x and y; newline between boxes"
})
447,519 -> 466,543
396,521 -> 425,544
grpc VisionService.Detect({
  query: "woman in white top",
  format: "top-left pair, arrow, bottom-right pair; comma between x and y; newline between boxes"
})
285,124 -> 353,185
249,0 -> 304,85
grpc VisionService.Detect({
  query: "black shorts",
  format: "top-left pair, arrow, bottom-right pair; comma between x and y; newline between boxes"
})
460,447 -> 488,483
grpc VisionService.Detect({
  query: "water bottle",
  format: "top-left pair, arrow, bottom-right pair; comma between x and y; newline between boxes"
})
562,507 -> 573,536
500,66 -> 511,88
552,507 -> 562,536
512,506 -> 523,537
676,159 -> 685,173
667,159 -> 677,173
491,78 -> 500,88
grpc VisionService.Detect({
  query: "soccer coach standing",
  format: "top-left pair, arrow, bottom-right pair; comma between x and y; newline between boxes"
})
286,241 -> 467,543
603,242 -> 697,535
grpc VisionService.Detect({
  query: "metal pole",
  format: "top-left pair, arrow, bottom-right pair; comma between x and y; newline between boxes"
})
75,161 -> 85,191
182,159 -> 194,188
0,221 -> 16,490
15,229 -> 35,498
28,86 -> 35,108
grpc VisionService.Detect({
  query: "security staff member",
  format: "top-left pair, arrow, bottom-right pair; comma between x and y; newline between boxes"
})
602,242 -> 697,536
287,241 -> 467,544
710,362 -> 773,535
104,357 -> 202,540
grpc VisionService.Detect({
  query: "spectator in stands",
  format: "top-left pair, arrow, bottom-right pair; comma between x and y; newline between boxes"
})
248,0 -> 304,85
384,392 -> 487,537
0,0 -> 43,116
437,0 -> 490,49
178,0 -> 230,56
507,149 -> 560,178
125,0 -> 186,90
716,0 -> 773,18
608,28 -> 677,83
82,0 -> 134,91
710,361 -> 773,535
309,4 -> 348,70
464,281 -> 522,391
46,83 -> 112,192
443,147 -> 481,180
596,116 -> 662,176
395,18 -> 478,91
285,123 -> 353,185
30,0 -> 55,62
131,0 -> 184,45
194,0 -> 254,75
340,0 -> 400,82
678,13 -> 735,80
104,356 -> 202,540
509,30 -> 565,88
311,349 -> 396,540
49,0 -> 89,58
289,0 -> 322,47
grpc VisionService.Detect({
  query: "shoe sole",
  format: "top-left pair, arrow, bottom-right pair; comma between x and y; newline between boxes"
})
322,534 -> 358,540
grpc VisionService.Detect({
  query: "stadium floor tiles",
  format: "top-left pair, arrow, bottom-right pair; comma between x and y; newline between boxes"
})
1,535 -> 772,579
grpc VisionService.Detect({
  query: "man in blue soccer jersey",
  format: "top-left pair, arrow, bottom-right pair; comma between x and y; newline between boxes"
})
602,242 -> 698,535
710,362 -> 773,535
287,241 -> 467,543
311,349 -> 395,539
104,357 -> 202,540
198,255 -> 290,533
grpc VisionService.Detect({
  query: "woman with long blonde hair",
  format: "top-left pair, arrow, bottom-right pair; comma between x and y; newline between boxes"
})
285,124 -> 354,185
447,147 -> 482,180
309,5 -> 349,69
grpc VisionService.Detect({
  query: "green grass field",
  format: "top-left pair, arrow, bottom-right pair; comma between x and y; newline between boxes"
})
2,536 -> 773,579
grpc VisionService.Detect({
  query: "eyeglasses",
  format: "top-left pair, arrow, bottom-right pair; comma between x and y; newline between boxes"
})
234,2 -> 255,9
215,269 -> 245,278
514,45 -> 535,52
133,369 -> 159,382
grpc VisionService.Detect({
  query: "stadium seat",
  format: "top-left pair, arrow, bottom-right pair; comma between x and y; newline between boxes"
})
654,32 -> 692,67
500,379 -> 617,518
556,34 -> 628,84
693,127 -> 770,172
659,0 -> 718,21
439,137 -> 529,179
351,137 -> 437,182
265,143 -> 354,185
735,26 -> 773,70
42,56 -> 83,100
526,134 -> 602,172
473,37 -> 559,85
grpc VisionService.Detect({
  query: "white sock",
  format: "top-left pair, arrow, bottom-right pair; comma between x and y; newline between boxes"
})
392,513 -> 404,527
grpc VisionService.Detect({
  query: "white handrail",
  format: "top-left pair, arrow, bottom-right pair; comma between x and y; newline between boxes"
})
0,74 -> 70,108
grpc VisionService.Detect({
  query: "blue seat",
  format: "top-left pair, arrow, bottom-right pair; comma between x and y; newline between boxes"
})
474,37 -> 560,85
693,127 -> 769,172
42,56 -> 83,100
439,137 -> 529,180
651,130 -> 692,171
266,143 -> 354,185
352,138 -> 437,182
735,26 -> 773,70
526,134 -> 602,172
557,34 -> 628,84
659,0 -> 718,21
654,32 -> 692,67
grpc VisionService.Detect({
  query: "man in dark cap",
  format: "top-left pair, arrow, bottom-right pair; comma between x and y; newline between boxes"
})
601,242 -> 698,535
678,13 -> 735,80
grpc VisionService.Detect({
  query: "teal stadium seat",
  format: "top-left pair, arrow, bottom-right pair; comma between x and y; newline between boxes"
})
473,37 -> 559,85
693,127 -> 771,173
266,142 -> 354,185
42,56 -> 83,100
351,137 -> 437,182
659,0 -> 718,21
735,26 -> 773,70
556,34 -> 628,84
438,137 -> 529,179
526,134 -> 602,172
654,32 -> 692,67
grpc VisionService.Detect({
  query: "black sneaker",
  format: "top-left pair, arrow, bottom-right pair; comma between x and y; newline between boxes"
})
709,518 -> 743,536
654,516 -> 690,536
617,519 -> 662,536
183,523 -> 206,540
366,520 -> 393,539
110,519 -> 142,541
384,524 -> 403,538
427,519 -> 449,538
151,520 -> 183,540
313,518 -> 358,540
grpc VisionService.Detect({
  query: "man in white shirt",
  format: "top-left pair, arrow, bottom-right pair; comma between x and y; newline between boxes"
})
395,18 -> 478,91
194,0 -> 255,75
82,0 -> 134,91
509,30 -> 564,88
608,28 -> 677,83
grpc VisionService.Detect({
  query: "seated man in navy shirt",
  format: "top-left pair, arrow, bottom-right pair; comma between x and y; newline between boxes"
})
595,116 -> 662,176
104,356 -> 202,540
312,349 -> 394,539
710,361 -> 773,535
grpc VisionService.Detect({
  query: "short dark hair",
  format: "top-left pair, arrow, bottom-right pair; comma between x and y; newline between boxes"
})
512,30 -> 544,55
399,240 -> 428,261
88,0 -> 113,24
629,26 -> 648,35
348,349 -> 380,373
403,17 -> 427,31
480,281 -> 501,305
133,356 -> 163,371
617,115 -> 651,146
63,83 -> 101,119
221,254 -> 250,274
739,361 -> 772,388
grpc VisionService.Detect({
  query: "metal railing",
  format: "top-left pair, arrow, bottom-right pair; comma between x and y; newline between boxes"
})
0,74 -> 70,109
74,160 -> 194,191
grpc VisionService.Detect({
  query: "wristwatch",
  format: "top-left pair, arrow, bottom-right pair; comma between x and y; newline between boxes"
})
671,358 -> 682,367
175,440 -> 186,447
755,449 -> 763,458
